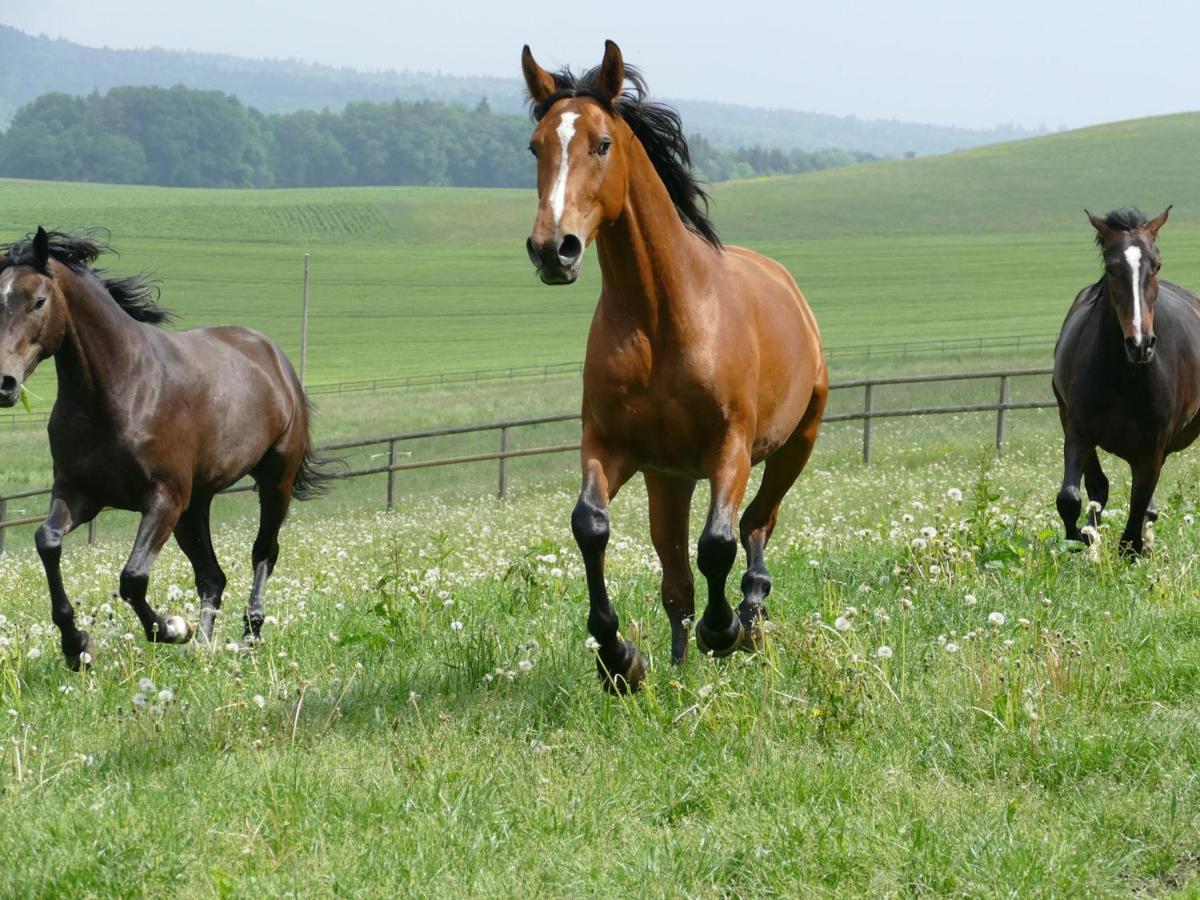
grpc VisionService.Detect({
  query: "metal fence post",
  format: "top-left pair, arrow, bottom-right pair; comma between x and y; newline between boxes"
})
862,382 -> 874,465
386,439 -> 397,512
498,427 -> 509,499
996,375 -> 1011,456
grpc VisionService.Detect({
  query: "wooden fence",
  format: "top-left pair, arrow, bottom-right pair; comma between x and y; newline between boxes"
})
0,366 -> 1056,554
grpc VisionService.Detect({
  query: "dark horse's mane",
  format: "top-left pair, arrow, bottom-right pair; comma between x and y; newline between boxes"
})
529,64 -> 721,248
0,230 -> 173,325
1095,207 -> 1149,247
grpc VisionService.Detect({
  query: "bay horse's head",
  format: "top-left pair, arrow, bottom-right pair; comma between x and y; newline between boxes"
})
521,40 -> 718,285
1087,206 -> 1172,365
0,228 -> 67,407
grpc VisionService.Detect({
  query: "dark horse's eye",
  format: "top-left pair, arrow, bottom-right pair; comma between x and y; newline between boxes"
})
33,297 -> 46,310
528,143 -> 537,157
597,138 -> 612,157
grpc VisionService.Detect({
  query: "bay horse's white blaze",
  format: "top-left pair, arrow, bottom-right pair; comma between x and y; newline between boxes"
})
550,112 -> 580,229
1125,245 -> 1144,344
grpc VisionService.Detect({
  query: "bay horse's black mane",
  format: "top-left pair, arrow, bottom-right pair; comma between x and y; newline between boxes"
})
0,230 -> 173,326
529,64 -> 721,248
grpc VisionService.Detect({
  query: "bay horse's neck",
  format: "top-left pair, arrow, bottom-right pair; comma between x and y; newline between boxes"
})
595,136 -> 713,338
54,269 -> 144,409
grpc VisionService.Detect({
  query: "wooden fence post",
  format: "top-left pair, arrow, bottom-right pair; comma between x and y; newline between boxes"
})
862,382 -> 874,465
0,497 -> 6,556
386,439 -> 397,512
995,375 -> 1011,456
498,427 -> 509,499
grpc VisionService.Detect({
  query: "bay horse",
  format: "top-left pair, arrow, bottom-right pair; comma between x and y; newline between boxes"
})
0,229 -> 332,668
521,41 -> 827,693
1053,206 -> 1200,555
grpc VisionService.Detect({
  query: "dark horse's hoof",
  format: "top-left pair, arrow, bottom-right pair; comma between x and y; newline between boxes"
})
695,614 -> 744,658
64,631 -> 97,671
596,640 -> 647,695
738,603 -> 769,652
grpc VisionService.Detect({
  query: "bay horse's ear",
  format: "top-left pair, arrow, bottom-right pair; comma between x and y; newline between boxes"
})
32,226 -> 49,270
597,39 -> 625,101
1145,205 -> 1173,240
521,45 -> 556,107
1085,209 -> 1111,242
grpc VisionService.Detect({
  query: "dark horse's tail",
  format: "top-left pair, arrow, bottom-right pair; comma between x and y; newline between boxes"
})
292,397 -> 344,501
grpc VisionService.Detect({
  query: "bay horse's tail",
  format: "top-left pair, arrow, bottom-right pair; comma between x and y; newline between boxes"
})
292,397 -> 343,501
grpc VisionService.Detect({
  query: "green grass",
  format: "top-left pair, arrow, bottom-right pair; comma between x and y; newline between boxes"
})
4,414 -> 1200,895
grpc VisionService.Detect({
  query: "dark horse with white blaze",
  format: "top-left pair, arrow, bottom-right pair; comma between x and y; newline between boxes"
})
522,41 -> 827,693
1054,206 -> 1200,555
0,229 -> 332,668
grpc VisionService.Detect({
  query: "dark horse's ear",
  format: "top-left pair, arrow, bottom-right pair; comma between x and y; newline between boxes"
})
521,45 -> 556,107
1145,205 -> 1173,240
1085,209 -> 1111,242
597,39 -> 625,101
31,226 -> 50,270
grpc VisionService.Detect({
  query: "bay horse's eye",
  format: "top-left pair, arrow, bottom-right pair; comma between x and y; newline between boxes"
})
33,297 -> 46,310
597,138 -> 612,157
528,143 -> 538,158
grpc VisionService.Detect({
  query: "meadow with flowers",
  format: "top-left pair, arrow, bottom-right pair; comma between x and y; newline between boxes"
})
3,407 -> 1200,896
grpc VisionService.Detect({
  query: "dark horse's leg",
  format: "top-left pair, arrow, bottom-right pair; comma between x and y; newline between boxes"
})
645,473 -> 696,664
695,438 -> 752,658
35,488 -> 100,669
1083,450 -> 1109,530
736,388 -> 826,650
1057,431 -> 1095,544
173,494 -> 227,644
573,435 -> 641,693
122,486 -> 192,644
1122,452 -> 1165,556
244,467 -> 294,644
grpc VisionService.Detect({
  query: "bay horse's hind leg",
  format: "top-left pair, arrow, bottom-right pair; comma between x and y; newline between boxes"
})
36,489 -> 100,669
736,402 -> 824,650
173,495 -> 227,643
645,474 -> 696,664
1083,450 -> 1109,530
245,455 -> 295,643
121,487 -> 192,644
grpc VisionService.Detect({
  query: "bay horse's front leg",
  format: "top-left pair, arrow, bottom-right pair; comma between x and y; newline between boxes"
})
1057,431 -> 1094,544
695,438 -> 752,658
35,489 -> 100,669
121,487 -> 193,644
645,473 -> 697,664
573,436 -> 640,693
1122,453 -> 1165,557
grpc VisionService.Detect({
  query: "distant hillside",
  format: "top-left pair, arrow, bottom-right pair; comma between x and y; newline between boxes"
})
0,24 -> 1038,156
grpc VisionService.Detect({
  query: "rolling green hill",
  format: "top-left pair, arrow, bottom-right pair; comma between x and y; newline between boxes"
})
1,112 -> 1197,387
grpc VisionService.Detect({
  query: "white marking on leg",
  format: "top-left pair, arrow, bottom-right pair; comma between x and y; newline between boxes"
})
1125,245 -> 1143,344
550,112 -> 580,229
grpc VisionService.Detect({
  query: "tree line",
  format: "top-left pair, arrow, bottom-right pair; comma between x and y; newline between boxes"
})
0,85 -> 878,190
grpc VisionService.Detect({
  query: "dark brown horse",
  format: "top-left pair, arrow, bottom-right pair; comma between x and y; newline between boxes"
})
522,42 -> 827,692
0,229 -> 332,667
1053,206 -> 1200,555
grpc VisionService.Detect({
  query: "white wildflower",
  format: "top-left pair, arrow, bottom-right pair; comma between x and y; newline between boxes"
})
875,645 -> 893,660
988,612 -> 1006,627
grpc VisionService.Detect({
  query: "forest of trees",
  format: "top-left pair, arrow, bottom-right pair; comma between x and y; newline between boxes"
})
0,85 -> 878,190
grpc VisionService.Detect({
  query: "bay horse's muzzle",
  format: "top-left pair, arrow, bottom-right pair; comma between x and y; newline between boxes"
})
0,374 -> 19,408
1125,335 -> 1157,365
527,233 -> 583,285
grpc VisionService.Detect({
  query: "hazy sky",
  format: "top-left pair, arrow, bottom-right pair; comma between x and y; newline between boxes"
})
5,0 -> 1199,129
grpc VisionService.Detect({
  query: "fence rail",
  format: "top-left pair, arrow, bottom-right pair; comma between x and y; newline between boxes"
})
0,366 -> 1057,554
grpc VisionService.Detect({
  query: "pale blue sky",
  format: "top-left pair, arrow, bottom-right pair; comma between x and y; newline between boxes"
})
5,0 -> 1198,129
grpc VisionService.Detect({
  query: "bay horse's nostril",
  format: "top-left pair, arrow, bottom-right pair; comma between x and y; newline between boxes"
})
558,234 -> 582,265
0,375 -> 17,394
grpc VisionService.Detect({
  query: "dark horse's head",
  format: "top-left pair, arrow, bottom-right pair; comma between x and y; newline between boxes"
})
0,228 -> 169,407
1086,206 -> 1172,365
521,40 -> 719,285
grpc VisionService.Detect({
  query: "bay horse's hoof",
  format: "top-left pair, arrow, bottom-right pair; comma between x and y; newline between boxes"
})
161,615 -> 194,644
737,604 -> 769,652
597,640 -> 646,695
695,614 -> 744,658
64,632 -> 98,671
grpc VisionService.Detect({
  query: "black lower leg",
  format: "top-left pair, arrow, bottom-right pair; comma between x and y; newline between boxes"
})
1082,451 -> 1109,529
695,508 -> 741,656
36,522 -> 92,666
1057,438 -> 1089,543
738,535 -> 772,634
